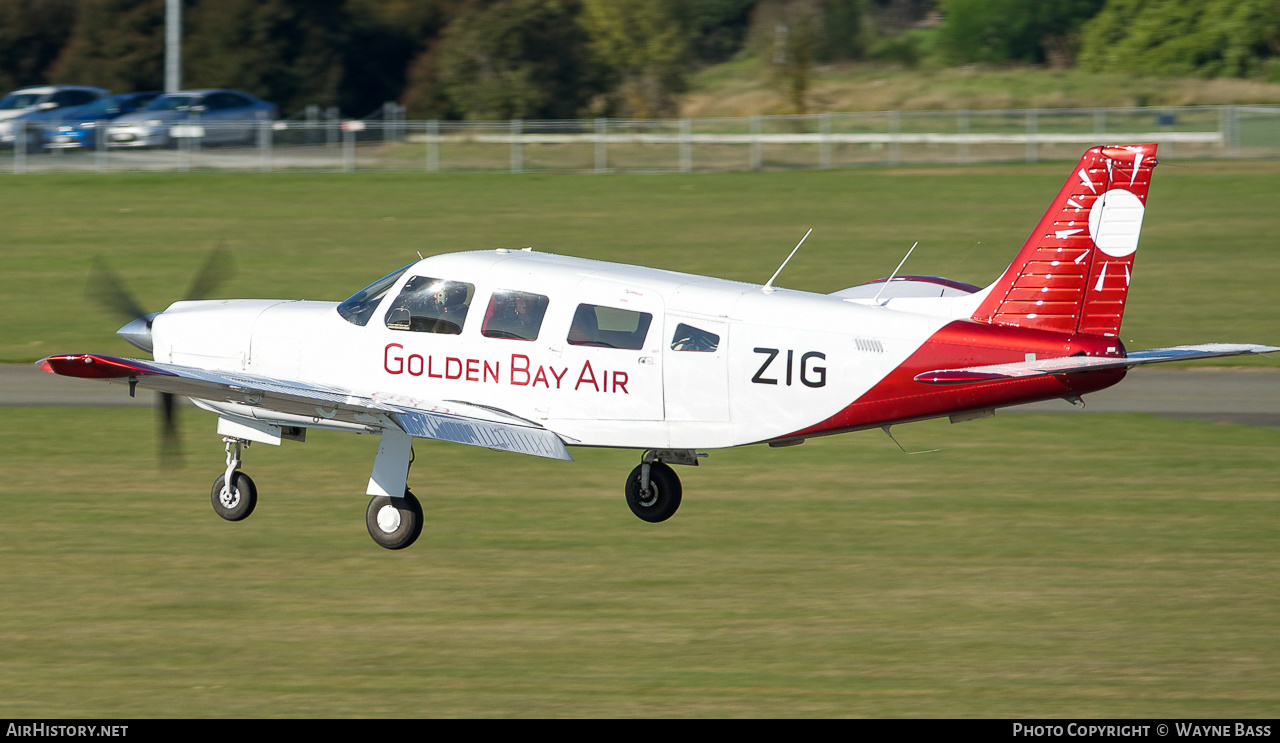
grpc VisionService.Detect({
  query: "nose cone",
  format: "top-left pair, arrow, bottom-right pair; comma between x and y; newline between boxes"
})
117,312 -> 161,353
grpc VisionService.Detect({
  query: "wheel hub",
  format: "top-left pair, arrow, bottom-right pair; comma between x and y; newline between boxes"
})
219,486 -> 240,509
637,487 -> 658,508
376,504 -> 402,533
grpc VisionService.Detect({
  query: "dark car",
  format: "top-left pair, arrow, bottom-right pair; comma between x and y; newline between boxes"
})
107,89 -> 278,148
44,92 -> 162,150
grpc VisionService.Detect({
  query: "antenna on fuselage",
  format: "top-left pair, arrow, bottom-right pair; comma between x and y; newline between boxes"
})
871,241 -> 919,305
881,425 -> 941,455
762,228 -> 813,294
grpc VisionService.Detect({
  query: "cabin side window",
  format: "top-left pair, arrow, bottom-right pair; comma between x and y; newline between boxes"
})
384,277 -> 474,335
567,304 -> 652,350
482,290 -> 550,341
671,323 -> 719,352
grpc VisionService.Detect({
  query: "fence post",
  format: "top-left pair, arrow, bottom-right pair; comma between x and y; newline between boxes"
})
343,126 -> 355,172
1094,107 -> 1105,136
1026,109 -> 1037,163
957,109 -> 969,165
680,118 -> 691,173
511,119 -> 522,174
750,115 -> 761,170
595,117 -> 607,173
819,112 -> 831,169
96,118 -> 107,172
259,116 -> 271,173
427,120 -> 439,172
192,111 -> 201,166
889,111 -> 900,166
177,113 -> 193,171
13,121 -> 24,174
1229,105 -> 1241,158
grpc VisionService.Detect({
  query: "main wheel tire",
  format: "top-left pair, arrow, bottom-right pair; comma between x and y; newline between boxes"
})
366,490 -> 424,550
211,471 -> 257,521
625,462 -> 682,523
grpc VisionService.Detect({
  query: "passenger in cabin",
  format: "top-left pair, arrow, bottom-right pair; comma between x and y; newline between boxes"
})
483,290 -> 549,341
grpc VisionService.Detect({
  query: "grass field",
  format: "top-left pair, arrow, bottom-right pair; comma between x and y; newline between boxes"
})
0,408 -> 1277,717
1,160 -> 1278,717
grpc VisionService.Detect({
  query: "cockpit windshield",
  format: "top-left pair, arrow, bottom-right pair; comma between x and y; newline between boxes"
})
337,264 -> 413,326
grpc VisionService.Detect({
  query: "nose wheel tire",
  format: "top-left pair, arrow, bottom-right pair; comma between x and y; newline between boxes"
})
366,491 -> 424,550
211,471 -> 257,521
625,461 -> 682,523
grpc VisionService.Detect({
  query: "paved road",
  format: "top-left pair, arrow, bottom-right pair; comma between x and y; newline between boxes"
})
4,363 -> 1278,428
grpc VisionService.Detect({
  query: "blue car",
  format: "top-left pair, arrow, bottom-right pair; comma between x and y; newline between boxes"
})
0,85 -> 109,147
44,92 -> 162,150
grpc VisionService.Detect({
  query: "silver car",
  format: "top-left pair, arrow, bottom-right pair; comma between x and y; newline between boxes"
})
106,89 -> 278,148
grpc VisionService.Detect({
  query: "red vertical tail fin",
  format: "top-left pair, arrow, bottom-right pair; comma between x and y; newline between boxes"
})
971,143 -> 1158,337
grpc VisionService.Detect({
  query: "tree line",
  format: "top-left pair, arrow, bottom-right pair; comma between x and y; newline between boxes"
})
2,0 -> 1277,120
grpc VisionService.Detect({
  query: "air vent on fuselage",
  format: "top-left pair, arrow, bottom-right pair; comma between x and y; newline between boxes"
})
854,338 -> 885,353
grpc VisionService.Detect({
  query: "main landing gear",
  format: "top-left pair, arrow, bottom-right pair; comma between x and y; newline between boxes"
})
624,450 -> 702,523
365,490 -> 424,550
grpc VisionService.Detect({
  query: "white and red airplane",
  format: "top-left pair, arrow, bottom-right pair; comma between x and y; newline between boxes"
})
39,143 -> 1278,549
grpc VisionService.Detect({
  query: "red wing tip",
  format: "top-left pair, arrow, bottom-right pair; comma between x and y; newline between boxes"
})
915,370 -> 1011,385
37,354 -> 170,379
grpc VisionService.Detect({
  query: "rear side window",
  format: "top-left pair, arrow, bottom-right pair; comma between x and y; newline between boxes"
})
482,290 -> 549,341
671,323 -> 719,352
385,277 -> 474,335
567,304 -> 652,350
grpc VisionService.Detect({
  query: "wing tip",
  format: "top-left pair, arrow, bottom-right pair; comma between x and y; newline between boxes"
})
36,353 -> 171,379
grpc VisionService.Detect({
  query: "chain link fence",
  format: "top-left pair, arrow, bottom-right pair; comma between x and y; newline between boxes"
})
4,105 -> 1279,174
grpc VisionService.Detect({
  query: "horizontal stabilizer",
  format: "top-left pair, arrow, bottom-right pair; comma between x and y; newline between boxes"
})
915,343 -> 1280,385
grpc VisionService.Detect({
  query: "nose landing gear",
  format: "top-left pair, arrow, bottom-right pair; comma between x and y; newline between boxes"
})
211,437 -> 257,521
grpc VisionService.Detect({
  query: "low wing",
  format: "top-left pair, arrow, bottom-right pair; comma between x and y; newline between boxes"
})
37,353 -> 572,460
915,343 -> 1280,385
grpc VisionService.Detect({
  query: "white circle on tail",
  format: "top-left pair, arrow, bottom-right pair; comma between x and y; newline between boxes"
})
1088,188 -> 1145,258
